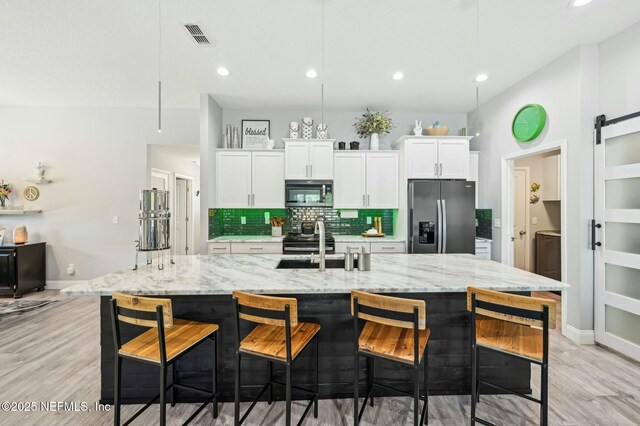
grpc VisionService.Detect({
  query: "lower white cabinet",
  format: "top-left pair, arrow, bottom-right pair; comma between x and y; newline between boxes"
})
230,242 -> 282,254
369,242 -> 406,253
335,241 -> 406,254
333,152 -> 399,208
475,239 -> 492,260
208,242 -> 231,255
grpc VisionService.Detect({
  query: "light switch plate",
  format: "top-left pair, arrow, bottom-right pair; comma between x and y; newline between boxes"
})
112,216 -> 119,224
264,212 -> 270,224
241,216 -> 246,225
494,219 -> 501,228
532,217 -> 538,225
366,217 -> 372,225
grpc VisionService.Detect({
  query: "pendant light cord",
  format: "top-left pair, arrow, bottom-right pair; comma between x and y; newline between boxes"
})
321,0 -> 325,126
158,0 -> 162,132
475,0 -> 480,136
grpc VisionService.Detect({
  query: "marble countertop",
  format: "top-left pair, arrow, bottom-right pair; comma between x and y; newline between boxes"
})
61,254 -> 567,296
208,235 -> 406,243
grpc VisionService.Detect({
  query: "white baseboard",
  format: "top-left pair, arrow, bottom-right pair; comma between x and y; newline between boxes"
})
564,325 -> 595,345
46,280 -> 86,290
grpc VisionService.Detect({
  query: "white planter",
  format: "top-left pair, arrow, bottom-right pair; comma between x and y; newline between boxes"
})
272,226 -> 282,237
370,133 -> 380,150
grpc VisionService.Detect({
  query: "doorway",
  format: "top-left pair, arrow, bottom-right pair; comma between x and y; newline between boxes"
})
501,140 -> 568,334
174,175 -> 194,256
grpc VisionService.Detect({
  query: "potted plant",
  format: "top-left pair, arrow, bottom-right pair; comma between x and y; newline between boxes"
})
354,109 -> 395,150
0,180 -> 12,209
270,217 -> 285,237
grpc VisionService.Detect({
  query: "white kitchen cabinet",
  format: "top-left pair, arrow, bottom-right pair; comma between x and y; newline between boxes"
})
251,151 -> 285,208
335,242 -> 369,254
230,242 -> 282,254
208,242 -> 231,255
216,151 -> 284,208
403,137 -> 470,179
468,151 -> 479,208
334,153 -> 367,208
216,151 -> 252,208
284,140 -> 334,180
475,239 -> 492,260
369,242 -> 406,253
367,152 -> 399,208
333,152 -> 399,208
334,241 -> 406,254
542,155 -> 561,201
406,139 -> 438,178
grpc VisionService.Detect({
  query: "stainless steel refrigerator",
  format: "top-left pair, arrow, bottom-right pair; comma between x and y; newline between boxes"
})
408,180 -> 476,254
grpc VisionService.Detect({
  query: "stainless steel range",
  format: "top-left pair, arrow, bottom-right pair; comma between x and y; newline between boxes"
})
282,221 -> 335,255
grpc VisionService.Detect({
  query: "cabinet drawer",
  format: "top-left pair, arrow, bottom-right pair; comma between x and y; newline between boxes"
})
335,242 -> 370,254
231,242 -> 282,254
208,243 -> 231,255
370,242 -> 406,253
475,252 -> 491,260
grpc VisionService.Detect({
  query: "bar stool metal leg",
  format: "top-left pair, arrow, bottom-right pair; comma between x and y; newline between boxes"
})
114,356 -> 121,426
541,363 -> 548,426
267,361 -> 273,405
471,344 -> 477,425
212,334 -> 218,418
354,352 -> 359,425
171,362 -> 176,407
314,335 -> 319,418
475,346 -> 481,403
235,352 -> 241,426
160,364 -> 167,426
285,362 -> 292,426
421,345 -> 428,425
413,363 -> 420,426
367,357 -> 374,407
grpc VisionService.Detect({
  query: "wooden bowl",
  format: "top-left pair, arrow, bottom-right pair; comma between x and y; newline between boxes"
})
426,126 -> 449,136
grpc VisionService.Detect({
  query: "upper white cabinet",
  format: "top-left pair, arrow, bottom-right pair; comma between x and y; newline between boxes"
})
468,151 -> 479,208
284,139 -> 334,180
216,151 -> 284,208
333,152 -> 399,208
399,137 -> 470,180
542,154 -> 561,201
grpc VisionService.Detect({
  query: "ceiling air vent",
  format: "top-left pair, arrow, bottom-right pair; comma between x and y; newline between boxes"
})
184,24 -> 210,45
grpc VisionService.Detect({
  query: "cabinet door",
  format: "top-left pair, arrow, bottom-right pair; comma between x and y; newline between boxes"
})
216,151 -> 252,208
334,153 -> 366,208
468,151 -> 479,208
308,141 -> 334,179
438,139 -> 469,179
406,139 -> 438,178
252,152 -> 285,208
285,142 -> 310,179
366,152 -> 399,208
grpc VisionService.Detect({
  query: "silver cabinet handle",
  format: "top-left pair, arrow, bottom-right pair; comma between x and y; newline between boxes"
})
363,194 -> 366,206
381,246 -> 395,250
436,199 -> 442,253
247,194 -> 251,206
249,247 -> 264,250
434,163 -> 438,177
211,247 -> 227,251
305,165 -> 309,177
367,194 -> 370,206
442,199 -> 447,253
252,194 -> 255,206
439,163 -> 443,176
310,164 -> 313,177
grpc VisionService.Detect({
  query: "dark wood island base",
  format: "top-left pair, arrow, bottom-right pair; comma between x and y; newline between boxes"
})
99,292 -> 531,404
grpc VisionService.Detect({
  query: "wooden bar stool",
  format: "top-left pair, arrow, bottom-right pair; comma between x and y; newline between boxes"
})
109,292 -> 219,426
467,287 -> 556,426
232,291 -> 320,426
351,290 -> 430,426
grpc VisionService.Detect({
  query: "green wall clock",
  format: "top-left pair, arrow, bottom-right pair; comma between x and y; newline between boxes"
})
512,104 -> 547,142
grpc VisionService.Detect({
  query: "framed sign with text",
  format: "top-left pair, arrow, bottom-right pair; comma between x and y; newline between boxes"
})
241,120 -> 270,149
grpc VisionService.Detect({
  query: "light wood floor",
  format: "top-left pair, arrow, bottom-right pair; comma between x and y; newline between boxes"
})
1,291 -> 639,425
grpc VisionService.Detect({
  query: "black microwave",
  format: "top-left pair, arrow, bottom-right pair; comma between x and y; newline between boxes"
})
285,180 -> 333,207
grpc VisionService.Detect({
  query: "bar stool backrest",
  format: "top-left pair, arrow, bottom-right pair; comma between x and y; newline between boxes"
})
466,287 -> 556,329
112,292 -> 173,328
351,290 -> 426,330
232,291 -> 298,327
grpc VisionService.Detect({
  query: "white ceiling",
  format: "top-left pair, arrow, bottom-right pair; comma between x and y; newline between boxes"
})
1,0 -> 640,112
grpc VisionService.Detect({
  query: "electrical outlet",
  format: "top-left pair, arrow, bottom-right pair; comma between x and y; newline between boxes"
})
66,263 -> 75,276
240,216 -> 246,225
532,217 -> 538,225
366,217 -> 372,225
264,212 -> 270,224
494,218 -> 501,228
112,216 -> 119,224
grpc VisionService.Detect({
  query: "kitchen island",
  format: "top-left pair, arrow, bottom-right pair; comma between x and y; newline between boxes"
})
62,254 -> 567,404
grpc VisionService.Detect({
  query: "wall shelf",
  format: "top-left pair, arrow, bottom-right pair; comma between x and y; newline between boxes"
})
0,210 -> 42,215
25,178 -> 53,184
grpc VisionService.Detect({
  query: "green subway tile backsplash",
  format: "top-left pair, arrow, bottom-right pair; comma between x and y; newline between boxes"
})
476,209 -> 492,240
209,208 -> 396,239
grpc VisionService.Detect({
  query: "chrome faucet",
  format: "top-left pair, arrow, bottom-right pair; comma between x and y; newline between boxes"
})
310,220 -> 326,271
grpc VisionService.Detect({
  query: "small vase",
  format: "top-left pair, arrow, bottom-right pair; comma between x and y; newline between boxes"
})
0,196 -> 6,209
370,133 -> 380,150
272,226 -> 282,237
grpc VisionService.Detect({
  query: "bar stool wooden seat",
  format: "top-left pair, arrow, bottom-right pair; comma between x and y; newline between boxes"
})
110,292 -> 219,426
233,291 -> 320,426
467,287 -> 556,426
351,290 -> 430,426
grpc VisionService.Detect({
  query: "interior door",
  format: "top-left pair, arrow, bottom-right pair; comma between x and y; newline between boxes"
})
284,141 -> 309,179
216,151 -> 252,208
513,168 -> 528,270
406,140 -> 438,178
366,152 -> 399,208
595,115 -> 640,361
308,141 -> 334,179
252,151 -> 285,208
440,180 -> 475,254
408,180 -> 440,254
175,178 -> 188,255
438,139 -> 469,179
333,152 -> 366,208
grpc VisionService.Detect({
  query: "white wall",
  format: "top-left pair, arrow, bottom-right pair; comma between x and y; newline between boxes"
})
199,95 -> 223,252
467,45 -> 598,332
148,145 -> 201,255
0,106 -> 199,281
222,109 -> 467,150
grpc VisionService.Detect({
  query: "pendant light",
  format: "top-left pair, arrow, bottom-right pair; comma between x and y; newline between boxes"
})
157,0 -> 162,133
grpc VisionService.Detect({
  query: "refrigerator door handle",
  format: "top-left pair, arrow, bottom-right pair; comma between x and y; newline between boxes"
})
409,182 -> 414,253
442,199 -> 447,253
436,199 -> 442,253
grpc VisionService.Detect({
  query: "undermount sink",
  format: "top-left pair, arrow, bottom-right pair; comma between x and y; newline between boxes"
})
275,257 -> 356,270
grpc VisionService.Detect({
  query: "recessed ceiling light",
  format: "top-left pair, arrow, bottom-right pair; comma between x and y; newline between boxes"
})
393,72 -> 404,80
306,69 -> 318,79
570,0 -> 593,7
474,73 -> 489,83
217,67 -> 229,77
